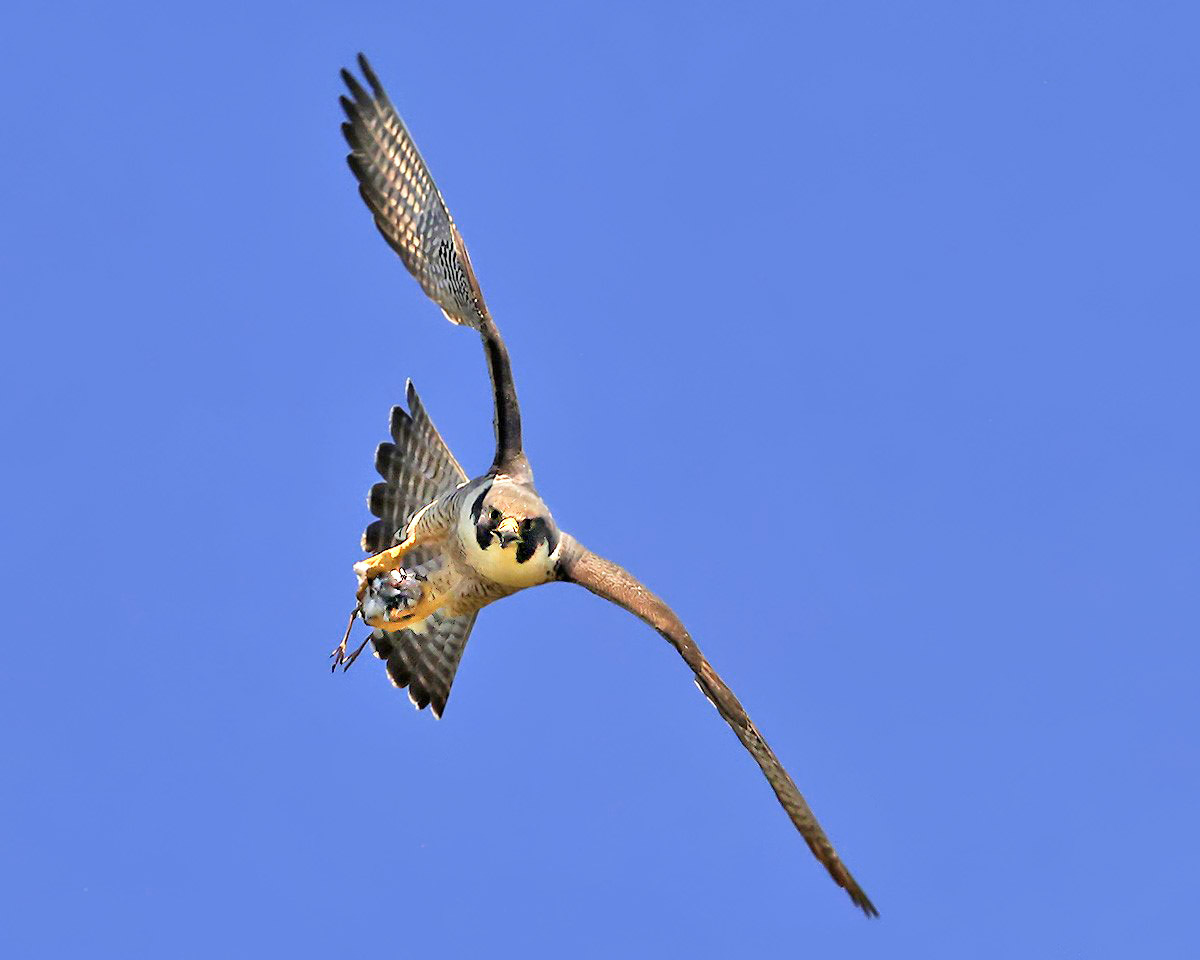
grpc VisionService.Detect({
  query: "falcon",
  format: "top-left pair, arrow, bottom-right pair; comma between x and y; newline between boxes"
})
331,54 -> 878,917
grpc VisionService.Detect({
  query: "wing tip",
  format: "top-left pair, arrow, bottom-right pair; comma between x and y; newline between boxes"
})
367,480 -> 393,518
389,403 -> 413,444
374,441 -> 396,479
406,684 -> 432,712
384,657 -> 453,720
345,151 -> 368,184
829,863 -> 878,917
362,519 -> 388,553
850,887 -> 879,918
340,64 -> 370,106
382,648 -> 440,717
356,52 -> 384,97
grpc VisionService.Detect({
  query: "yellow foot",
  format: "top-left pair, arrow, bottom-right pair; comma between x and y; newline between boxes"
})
354,538 -> 422,592
355,535 -> 448,629
367,586 -> 446,632
358,564 -> 447,631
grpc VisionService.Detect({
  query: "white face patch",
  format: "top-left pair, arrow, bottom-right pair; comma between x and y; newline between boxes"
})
456,484 -> 559,589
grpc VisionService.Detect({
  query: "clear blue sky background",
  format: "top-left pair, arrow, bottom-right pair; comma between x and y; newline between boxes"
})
2,2 -> 1197,957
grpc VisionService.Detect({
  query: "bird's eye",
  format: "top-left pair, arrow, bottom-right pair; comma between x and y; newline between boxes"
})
489,508 -> 501,522
520,519 -> 532,532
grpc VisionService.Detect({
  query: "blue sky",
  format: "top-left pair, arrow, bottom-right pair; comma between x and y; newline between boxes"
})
2,1 -> 1197,956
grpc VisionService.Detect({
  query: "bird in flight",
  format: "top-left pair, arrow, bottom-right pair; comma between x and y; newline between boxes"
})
331,53 -> 877,917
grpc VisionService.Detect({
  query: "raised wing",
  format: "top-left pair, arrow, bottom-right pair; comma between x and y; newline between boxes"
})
555,535 -> 878,917
341,53 -> 528,480
362,381 -> 477,716
340,55 -> 489,332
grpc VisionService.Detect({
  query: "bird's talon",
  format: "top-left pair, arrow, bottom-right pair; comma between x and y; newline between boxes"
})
330,606 -> 363,672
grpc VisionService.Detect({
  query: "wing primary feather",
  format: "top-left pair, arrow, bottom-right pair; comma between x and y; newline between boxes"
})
373,441 -> 395,478
340,67 -> 372,109
356,52 -> 388,101
362,520 -> 388,554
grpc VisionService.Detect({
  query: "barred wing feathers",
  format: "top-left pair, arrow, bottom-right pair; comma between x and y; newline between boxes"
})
340,54 -> 490,332
371,610 -> 479,719
362,380 -> 476,717
362,379 -> 467,553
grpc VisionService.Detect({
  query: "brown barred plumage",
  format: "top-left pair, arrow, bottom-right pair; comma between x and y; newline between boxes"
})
362,379 -> 467,553
340,59 -> 490,332
336,54 -> 878,917
360,381 -> 479,716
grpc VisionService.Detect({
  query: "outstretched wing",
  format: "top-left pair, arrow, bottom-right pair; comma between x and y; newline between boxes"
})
362,381 -> 477,717
341,53 -> 528,480
555,535 -> 878,917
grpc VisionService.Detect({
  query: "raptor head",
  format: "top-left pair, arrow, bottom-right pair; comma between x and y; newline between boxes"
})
466,480 -> 560,581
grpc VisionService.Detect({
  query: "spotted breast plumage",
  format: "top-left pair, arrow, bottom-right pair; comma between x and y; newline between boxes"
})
331,53 -> 878,917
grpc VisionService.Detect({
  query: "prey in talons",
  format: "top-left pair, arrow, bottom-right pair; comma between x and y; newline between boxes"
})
330,53 -> 879,916
358,566 -> 429,627
330,565 -> 432,672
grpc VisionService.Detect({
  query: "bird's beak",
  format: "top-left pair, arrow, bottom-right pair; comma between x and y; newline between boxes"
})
495,516 -> 521,547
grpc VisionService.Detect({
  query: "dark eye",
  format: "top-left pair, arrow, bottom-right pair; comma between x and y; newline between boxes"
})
520,519 -> 532,532
490,508 -> 501,522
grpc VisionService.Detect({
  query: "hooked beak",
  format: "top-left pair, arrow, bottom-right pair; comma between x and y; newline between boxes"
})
495,516 -> 521,548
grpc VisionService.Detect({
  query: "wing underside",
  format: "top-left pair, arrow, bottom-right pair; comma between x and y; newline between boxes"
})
370,608 -> 479,718
341,53 -> 528,478
340,56 -> 490,332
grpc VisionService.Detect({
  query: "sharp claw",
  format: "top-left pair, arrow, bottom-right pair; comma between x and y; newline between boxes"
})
331,606 -> 361,673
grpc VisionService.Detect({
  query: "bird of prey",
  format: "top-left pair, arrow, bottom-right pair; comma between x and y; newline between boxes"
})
331,53 -> 877,917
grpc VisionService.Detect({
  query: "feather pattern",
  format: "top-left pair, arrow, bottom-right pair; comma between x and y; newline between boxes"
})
370,610 -> 479,719
362,379 -> 467,553
341,53 -> 528,477
340,54 -> 490,332
362,381 -> 477,716
338,54 -> 875,913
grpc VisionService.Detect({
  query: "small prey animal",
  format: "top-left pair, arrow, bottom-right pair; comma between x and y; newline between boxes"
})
331,54 -> 877,917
